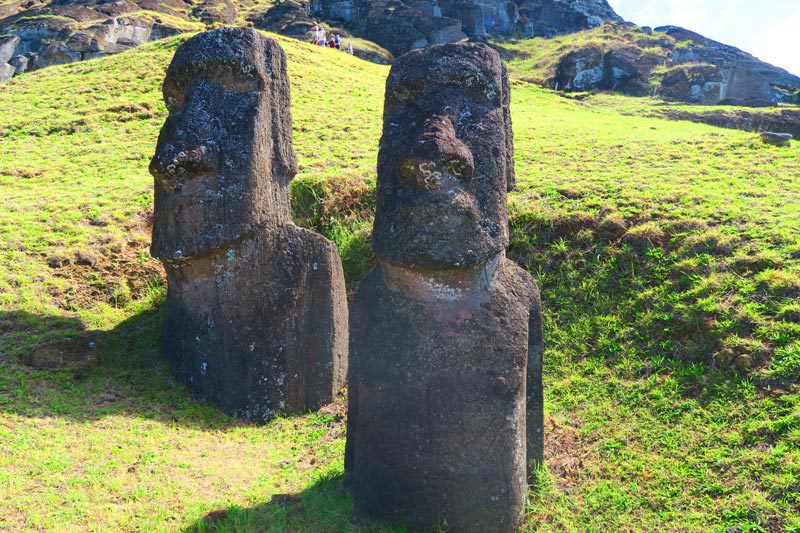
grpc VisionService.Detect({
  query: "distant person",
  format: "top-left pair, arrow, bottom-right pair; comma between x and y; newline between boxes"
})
310,21 -> 320,44
335,34 -> 341,50
348,41 -> 353,55
328,37 -> 336,48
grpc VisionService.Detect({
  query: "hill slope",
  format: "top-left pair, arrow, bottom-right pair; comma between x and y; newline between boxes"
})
0,34 -> 798,531
503,23 -> 800,106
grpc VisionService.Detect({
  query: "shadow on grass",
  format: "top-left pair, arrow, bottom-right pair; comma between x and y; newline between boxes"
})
186,472 -> 545,533
0,305 -> 285,430
185,473 -> 405,533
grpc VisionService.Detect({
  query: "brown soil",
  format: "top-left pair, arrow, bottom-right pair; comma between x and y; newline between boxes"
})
543,416 -> 596,491
46,210 -> 165,311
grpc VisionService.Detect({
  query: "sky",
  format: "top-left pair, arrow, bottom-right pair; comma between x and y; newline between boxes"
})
606,0 -> 800,76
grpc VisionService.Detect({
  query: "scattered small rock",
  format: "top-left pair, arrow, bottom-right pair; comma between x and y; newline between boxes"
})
24,339 -> 96,370
714,347 -> 736,368
75,249 -> 100,267
760,132 -> 793,147
47,256 -> 70,268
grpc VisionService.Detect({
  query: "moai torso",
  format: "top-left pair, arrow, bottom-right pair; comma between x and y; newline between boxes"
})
348,257 -> 542,531
161,225 -> 347,418
345,43 -> 543,532
149,28 -> 347,419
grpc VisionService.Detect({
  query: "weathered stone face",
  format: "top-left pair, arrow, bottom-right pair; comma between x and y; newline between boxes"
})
149,28 -> 348,420
372,43 -> 514,269
150,28 -> 297,261
347,43 -> 543,532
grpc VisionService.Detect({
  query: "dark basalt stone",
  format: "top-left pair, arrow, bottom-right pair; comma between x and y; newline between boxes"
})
760,132 -> 792,147
345,42 -> 543,532
0,1 -> 188,82
150,28 -> 348,420
303,0 -> 619,57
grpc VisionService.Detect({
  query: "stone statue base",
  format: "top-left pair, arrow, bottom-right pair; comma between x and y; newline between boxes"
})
162,223 -> 348,420
346,253 -> 543,532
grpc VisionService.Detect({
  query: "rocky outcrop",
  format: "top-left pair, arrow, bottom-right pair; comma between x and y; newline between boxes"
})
359,11 -> 466,57
654,26 -> 800,106
0,34 -> 19,81
191,0 -> 239,25
309,0 -> 620,55
550,23 -> 800,108
248,0 -> 315,37
0,0 -> 192,82
515,0 -> 621,37
552,43 -> 661,96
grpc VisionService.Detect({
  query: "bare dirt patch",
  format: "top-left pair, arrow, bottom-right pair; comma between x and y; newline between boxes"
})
46,211 -> 165,311
544,417 -> 596,490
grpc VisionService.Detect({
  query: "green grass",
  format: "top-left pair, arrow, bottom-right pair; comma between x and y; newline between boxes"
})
1,33 -> 799,531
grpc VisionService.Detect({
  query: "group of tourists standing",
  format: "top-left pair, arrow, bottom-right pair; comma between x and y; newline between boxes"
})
310,22 -> 354,54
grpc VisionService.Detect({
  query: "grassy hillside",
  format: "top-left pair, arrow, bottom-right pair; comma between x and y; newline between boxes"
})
0,33 -> 798,531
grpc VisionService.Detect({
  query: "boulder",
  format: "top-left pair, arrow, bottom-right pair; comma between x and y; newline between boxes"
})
0,62 -> 14,82
346,43 -> 543,532
9,54 -> 27,74
150,28 -> 348,420
0,34 -> 18,64
552,44 -> 657,96
760,132 -> 792,147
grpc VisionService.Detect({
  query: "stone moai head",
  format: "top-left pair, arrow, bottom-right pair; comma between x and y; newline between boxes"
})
150,28 -> 297,261
372,43 -> 515,270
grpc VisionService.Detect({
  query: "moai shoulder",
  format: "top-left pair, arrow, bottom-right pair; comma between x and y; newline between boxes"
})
150,28 -> 348,420
346,43 -> 544,532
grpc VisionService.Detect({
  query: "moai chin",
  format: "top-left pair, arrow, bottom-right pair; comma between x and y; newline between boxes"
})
345,43 -> 544,532
149,28 -> 348,420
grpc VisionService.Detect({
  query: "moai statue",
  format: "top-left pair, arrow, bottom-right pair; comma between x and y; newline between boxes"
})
149,28 -> 348,420
345,43 -> 544,532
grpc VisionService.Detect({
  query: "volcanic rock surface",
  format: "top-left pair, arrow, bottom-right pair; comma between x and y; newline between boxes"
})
0,0 -> 201,80
551,23 -> 800,107
150,28 -> 349,420
345,42 -> 544,532
308,0 -> 620,56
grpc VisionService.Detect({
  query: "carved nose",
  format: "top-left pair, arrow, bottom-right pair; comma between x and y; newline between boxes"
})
399,115 -> 474,190
150,130 -> 217,191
